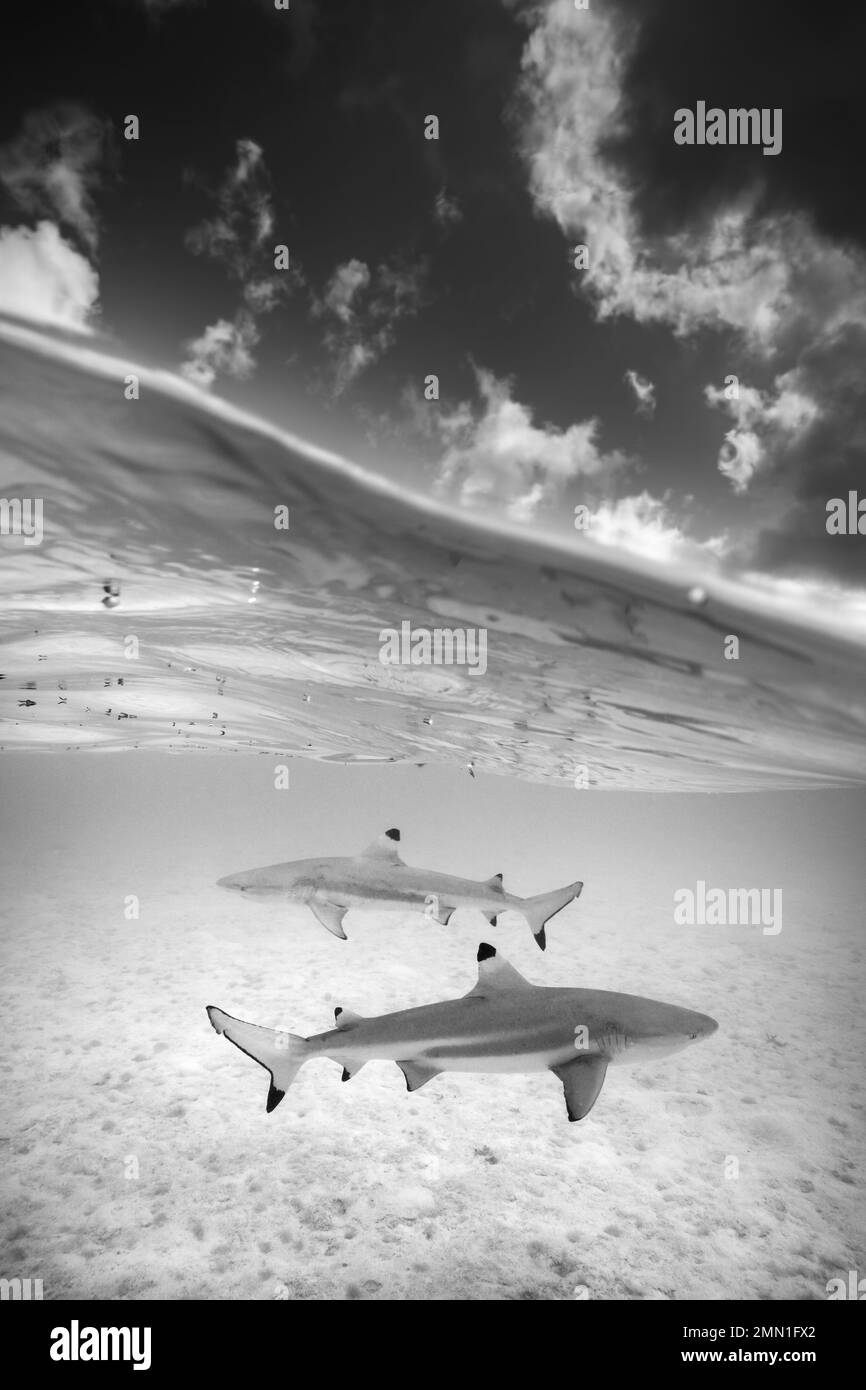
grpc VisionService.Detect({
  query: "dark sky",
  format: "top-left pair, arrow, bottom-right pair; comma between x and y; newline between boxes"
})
1,0 -> 864,603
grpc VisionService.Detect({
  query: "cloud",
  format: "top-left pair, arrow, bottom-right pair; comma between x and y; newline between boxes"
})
513,2 -> 866,350
585,490 -> 728,566
186,139 -> 277,288
0,104 -> 110,254
183,139 -> 300,386
719,327 -> 866,584
704,375 -> 820,493
433,366 -> 628,518
180,312 -> 259,390
372,263 -> 426,320
624,368 -> 655,417
433,188 -> 462,230
314,257 -> 426,394
316,258 -> 371,325
0,221 -> 99,332
511,0 -> 866,594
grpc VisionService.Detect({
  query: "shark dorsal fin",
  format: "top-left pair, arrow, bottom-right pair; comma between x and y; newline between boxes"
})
467,942 -> 532,995
485,872 -> 504,888
360,828 -> 404,862
334,1006 -> 365,1030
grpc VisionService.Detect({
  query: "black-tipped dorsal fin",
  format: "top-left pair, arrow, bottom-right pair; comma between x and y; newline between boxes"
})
485,872 -> 504,889
466,942 -> 533,995
360,828 -> 404,861
334,1006 -> 365,1030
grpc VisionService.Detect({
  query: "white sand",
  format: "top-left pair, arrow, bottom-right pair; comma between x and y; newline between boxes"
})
1,855 -> 862,1301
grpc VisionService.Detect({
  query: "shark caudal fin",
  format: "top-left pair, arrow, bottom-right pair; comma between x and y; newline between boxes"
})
520,880 -> 583,950
206,1006 -> 309,1113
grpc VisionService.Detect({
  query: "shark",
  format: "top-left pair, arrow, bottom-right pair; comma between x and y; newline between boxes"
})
217,828 -> 583,950
206,943 -> 718,1122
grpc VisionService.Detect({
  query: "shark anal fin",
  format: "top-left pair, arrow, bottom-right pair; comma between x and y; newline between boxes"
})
309,899 -> 348,940
551,1055 -> 608,1122
396,1059 -> 442,1092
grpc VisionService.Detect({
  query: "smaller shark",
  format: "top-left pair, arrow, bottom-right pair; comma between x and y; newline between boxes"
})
206,943 -> 718,1122
217,828 -> 583,950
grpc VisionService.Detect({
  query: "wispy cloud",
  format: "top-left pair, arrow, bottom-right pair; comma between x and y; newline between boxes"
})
513,3 -> 866,349
624,369 -> 656,418
185,137 -> 298,309
512,0 -> 866,588
180,313 -> 260,391
182,139 -> 300,388
313,257 -> 426,395
433,188 -> 462,231
316,258 -> 370,325
704,375 -> 820,493
0,103 -> 110,255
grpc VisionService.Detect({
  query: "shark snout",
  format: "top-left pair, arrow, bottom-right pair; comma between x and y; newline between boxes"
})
217,874 -> 244,892
685,1011 -> 719,1042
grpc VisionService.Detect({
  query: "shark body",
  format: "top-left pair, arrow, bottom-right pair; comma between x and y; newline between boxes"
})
217,828 -> 583,949
207,943 -> 718,1122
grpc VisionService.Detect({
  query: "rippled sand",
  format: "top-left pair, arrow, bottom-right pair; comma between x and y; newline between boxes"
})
1,763 -> 863,1300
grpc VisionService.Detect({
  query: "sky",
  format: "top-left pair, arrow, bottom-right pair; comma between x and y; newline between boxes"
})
1,0 -> 865,603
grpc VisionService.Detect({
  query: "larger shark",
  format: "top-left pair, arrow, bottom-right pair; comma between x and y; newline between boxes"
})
217,828 -> 583,950
206,943 -> 718,1122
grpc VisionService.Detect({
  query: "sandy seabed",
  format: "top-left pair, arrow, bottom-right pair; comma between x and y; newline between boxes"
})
1,853 -> 863,1302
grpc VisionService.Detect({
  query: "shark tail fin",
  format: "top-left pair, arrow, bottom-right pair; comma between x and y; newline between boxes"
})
207,1006 -> 309,1113
520,880 -> 584,951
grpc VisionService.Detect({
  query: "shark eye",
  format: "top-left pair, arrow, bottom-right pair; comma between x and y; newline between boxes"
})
689,1031 -> 698,1039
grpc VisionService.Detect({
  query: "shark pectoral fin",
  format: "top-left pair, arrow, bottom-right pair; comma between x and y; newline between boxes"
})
396,1059 -> 442,1092
309,899 -> 348,940
551,1055 -> 609,1122
341,1060 -> 367,1082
